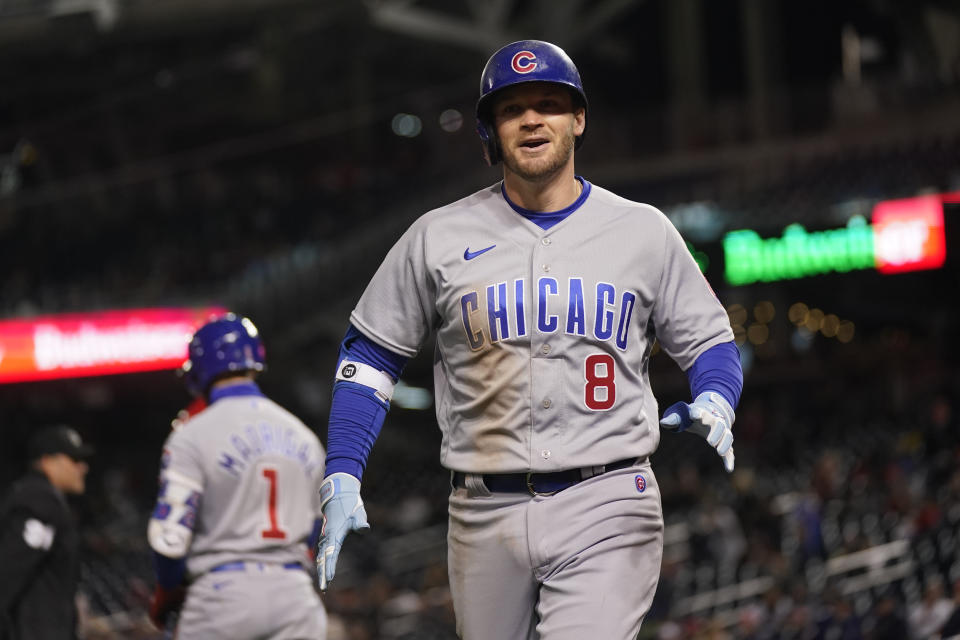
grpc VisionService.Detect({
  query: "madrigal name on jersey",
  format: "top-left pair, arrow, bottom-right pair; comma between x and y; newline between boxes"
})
459,277 -> 637,351
216,423 -> 321,479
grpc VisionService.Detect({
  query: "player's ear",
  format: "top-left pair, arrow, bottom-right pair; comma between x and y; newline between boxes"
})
573,107 -> 586,137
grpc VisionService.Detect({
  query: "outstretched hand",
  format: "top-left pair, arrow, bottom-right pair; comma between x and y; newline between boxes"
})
660,391 -> 735,472
317,473 -> 370,591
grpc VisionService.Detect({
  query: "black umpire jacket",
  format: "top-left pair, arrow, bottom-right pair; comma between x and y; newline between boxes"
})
0,470 -> 80,640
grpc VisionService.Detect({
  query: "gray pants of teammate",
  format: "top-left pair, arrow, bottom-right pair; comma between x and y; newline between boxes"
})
447,460 -> 663,640
176,564 -> 327,639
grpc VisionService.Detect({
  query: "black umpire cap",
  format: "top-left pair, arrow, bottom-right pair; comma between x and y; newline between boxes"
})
27,425 -> 94,461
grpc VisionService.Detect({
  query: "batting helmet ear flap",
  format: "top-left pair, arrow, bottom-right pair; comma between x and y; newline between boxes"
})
477,118 -> 502,166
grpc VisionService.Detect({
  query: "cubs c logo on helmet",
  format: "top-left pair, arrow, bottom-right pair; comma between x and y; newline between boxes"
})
511,51 -> 537,74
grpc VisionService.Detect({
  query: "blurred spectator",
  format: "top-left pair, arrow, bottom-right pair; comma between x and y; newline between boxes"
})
924,394 -> 959,490
864,590 -> 908,640
733,469 -> 781,559
779,603 -> 817,640
936,579 -> 960,640
791,489 -> 827,568
693,618 -> 734,640
693,492 -> 747,584
738,582 -> 794,639
908,578 -> 953,640
814,593 -> 863,640
648,557 -> 680,620
735,606 -> 765,639
0,426 -> 93,640
656,619 -> 684,640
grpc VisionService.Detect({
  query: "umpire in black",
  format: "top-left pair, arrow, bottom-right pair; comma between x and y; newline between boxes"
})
0,426 -> 93,640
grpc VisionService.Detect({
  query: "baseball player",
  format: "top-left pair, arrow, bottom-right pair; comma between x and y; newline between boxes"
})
147,314 -> 328,639
317,40 -> 743,639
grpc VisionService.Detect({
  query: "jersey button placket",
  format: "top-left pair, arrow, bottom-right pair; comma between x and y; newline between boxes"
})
530,236 -> 558,468
541,236 -> 551,272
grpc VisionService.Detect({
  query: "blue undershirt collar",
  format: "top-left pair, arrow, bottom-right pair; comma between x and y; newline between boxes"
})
501,176 -> 591,231
209,381 -> 265,404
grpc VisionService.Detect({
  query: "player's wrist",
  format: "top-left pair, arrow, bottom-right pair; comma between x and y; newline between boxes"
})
320,472 -> 362,508
322,471 -> 361,484
694,391 -> 734,425
323,457 -> 365,480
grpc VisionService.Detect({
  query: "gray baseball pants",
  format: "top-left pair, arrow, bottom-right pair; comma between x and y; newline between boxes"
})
176,563 -> 327,639
447,460 -> 663,640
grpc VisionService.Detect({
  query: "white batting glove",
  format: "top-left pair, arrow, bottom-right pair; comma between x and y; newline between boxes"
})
660,391 -> 736,473
317,473 -> 369,591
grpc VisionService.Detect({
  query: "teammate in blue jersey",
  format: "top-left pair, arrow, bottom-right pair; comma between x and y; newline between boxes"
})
317,40 -> 743,639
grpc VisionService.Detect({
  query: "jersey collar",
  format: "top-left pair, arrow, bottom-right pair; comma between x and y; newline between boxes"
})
209,381 -> 265,404
500,176 -> 591,219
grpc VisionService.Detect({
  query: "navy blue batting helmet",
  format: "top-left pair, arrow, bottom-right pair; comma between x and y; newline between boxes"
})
181,313 -> 266,396
476,39 -> 588,165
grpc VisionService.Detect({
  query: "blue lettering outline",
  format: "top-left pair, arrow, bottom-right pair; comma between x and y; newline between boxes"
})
595,282 -> 616,341
537,277 -> 559,333
616,292 -> 637,350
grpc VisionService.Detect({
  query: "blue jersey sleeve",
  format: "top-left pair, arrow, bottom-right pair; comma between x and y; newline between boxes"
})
687,341 -> 743,409
324,324 -> 409,479
337,324 -> 408,380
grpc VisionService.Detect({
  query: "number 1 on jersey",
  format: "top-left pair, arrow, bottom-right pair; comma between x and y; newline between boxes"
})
584,353 -> 616,410
260,467 -> 287,540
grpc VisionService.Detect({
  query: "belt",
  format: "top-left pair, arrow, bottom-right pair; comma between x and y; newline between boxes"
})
210,561 -> 303,573
452,457 -> 639,496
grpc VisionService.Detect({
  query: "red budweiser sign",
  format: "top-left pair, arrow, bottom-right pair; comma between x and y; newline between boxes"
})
0,306 -> 225,383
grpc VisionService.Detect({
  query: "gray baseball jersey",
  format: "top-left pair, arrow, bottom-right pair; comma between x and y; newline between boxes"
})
152,394 -> 326,576
351,180 -> 733,474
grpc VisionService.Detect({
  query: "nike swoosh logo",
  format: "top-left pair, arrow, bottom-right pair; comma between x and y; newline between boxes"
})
464,245 -> 496,260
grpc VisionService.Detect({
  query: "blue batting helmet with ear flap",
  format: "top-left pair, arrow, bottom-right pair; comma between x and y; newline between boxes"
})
476,39 -> 588,166
181,312 -> 266,396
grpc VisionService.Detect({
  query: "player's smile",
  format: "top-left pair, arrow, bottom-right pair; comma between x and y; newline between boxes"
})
518,136 -> 550,153
493,82 -> 584,156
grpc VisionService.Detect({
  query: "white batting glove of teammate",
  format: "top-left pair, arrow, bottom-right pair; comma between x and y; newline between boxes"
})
317,472 -> 369,591
660,391 -> 736,473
